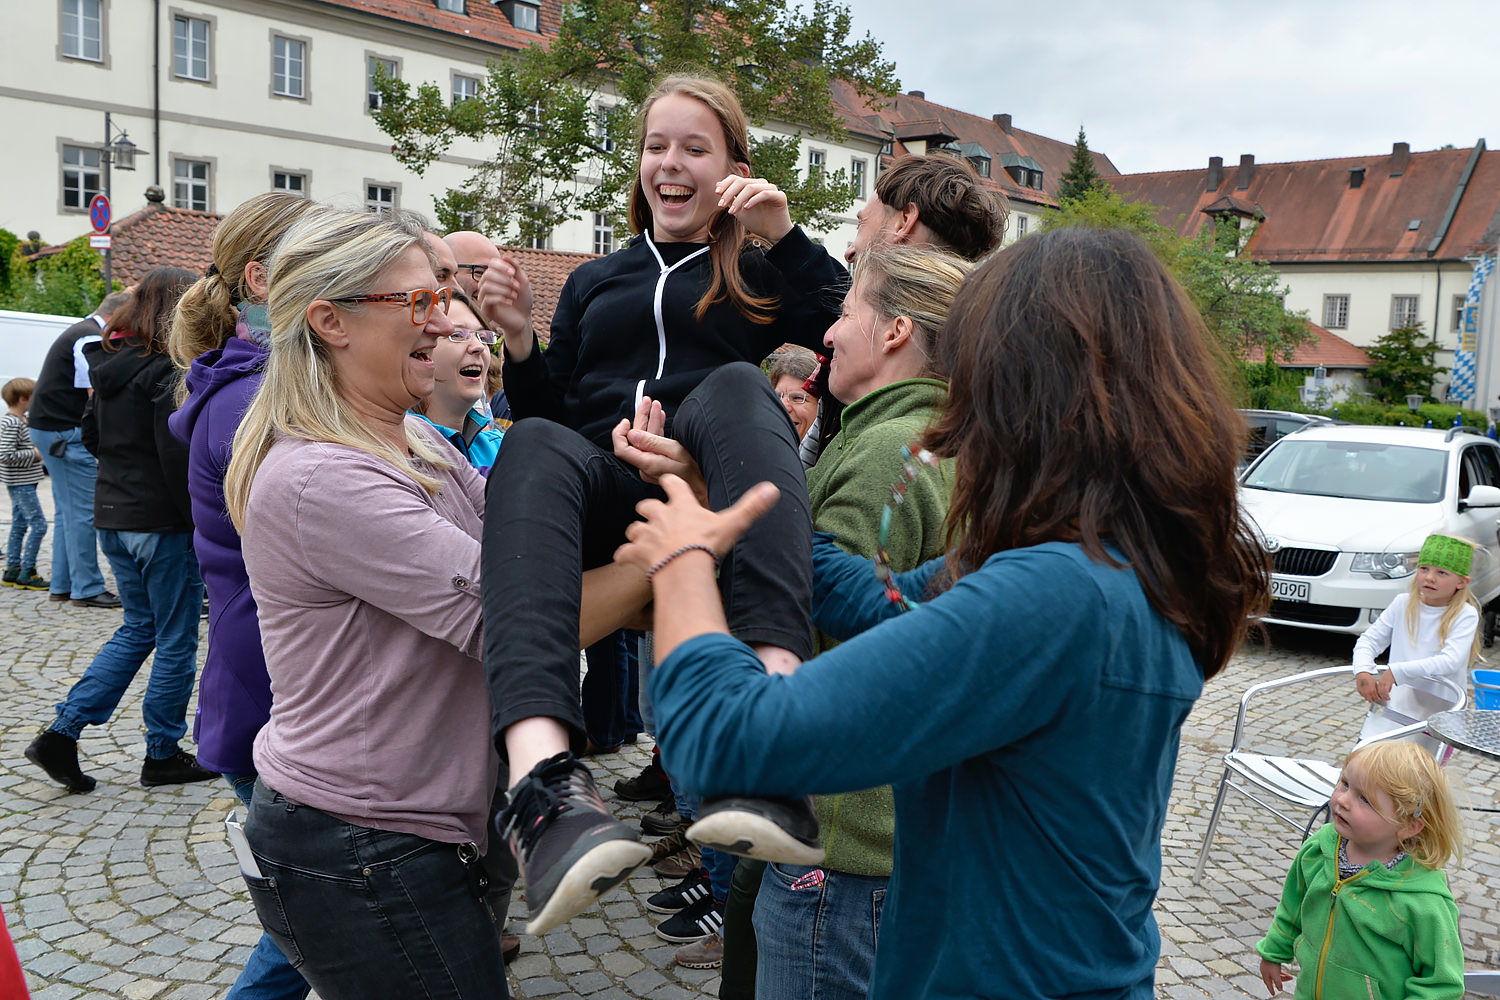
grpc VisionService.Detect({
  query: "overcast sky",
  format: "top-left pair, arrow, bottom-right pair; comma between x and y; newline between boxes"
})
839,0 -> 1494,175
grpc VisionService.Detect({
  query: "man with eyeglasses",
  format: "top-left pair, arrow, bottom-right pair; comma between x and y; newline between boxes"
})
445,231 -> 505,300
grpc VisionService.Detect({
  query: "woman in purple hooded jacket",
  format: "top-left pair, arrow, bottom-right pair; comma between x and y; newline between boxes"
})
167,191 -> 322,1000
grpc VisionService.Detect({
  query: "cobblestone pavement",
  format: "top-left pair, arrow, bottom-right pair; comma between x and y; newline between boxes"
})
4,482 -> 1499,998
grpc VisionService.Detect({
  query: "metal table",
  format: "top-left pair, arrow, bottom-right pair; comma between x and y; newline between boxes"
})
1424,708 -> 1500,763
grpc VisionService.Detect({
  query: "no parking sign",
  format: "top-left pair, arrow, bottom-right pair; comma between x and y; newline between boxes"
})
89,194 -> 111,233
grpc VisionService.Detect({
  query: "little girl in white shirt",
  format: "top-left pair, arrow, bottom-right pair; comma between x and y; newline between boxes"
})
1353,533 -> 1482,747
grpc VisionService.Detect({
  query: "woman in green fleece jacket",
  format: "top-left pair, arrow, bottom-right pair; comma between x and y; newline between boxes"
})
1256,740 -> 1464,999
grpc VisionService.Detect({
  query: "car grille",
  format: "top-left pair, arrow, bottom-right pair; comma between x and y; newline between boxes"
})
1267,600 -> 1360,628
1271,547 -> 1337,577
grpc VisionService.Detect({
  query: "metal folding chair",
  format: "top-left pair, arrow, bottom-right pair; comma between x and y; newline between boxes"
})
1191,665 -> 1447,883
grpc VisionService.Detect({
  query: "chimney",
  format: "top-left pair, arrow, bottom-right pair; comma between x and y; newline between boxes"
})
993,113 -> 1012,133
1205,156 -> 1223,191
1390,141 -> 1410,177
1349,166 -> 1366,189
1236,153 -> 1255,190
907,89 -> 925,100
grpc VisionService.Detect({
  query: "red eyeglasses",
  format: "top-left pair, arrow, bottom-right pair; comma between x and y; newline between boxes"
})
330,287 -> 453,325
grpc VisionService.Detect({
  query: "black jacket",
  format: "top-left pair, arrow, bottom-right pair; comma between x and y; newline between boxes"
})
504,226 -> 846,447
29,316 -> 103,431
82,340 -> 192,533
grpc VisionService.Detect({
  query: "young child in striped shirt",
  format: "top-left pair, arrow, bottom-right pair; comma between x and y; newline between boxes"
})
2,377 -> 49,590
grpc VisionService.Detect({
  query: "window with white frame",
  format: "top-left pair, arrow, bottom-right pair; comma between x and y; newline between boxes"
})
968,155 -> 991,178
61,0 -> 103,61
435,0 -> 465,11
808,149 -> 826,175
1322,294 -> 1350,330
368,55 -> 398,111
272,35 -> 306,99
1016,215 -> 1028,238
62,145 -> 102,210
1390,294 -> 1420,330
501,0 -> 539,31
173,158 -> 211,211
850,158 -> 867,200
366,183 -> 397,215
528,229 -> 552,250
173,15 -> 209,80
272,170 -> 308,196
453,73 -> 479,106
1453,294 -> 1467,334
594,103 -> 616,153
593,213 -> 614,255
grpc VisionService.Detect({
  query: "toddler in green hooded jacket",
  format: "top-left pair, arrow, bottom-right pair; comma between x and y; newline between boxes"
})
1256,741 -> 1464,998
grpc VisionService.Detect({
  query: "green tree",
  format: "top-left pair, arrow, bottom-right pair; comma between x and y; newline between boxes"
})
1041,189 -> 1309,361
371,0 -> 899,241
0,233 -> 108,316
1056,126 -> 1105,203
1364,323 -> 1446,404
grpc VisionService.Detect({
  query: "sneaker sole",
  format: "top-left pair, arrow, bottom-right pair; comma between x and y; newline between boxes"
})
676,952 -> 723,969
686,812 -> 825,865
525,839 -> 651,937
654,920 -> 716,944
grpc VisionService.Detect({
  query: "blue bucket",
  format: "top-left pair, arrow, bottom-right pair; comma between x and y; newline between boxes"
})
1475,669 -> 1500,710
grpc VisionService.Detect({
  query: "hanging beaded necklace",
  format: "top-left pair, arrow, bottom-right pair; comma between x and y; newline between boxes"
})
873,442 -> 942,610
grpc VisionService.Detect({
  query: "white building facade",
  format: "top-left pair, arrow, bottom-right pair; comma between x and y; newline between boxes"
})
1,0 -> 879,255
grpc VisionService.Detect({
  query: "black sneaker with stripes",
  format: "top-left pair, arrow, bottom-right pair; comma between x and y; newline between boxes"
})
654,893 -> 723,943
645,866 -> 710,914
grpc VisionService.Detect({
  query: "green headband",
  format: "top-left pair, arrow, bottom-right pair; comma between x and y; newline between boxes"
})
1419,534 -> 1474,577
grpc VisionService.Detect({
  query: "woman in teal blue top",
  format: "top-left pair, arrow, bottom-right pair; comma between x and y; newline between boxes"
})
616,228 -> 1270,1000
411,292 -> 504,475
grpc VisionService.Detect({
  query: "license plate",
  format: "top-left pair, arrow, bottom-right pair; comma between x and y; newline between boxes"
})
1270,576 -> 1310,603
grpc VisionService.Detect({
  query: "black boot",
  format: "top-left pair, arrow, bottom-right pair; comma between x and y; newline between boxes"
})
24,729 -> 96,793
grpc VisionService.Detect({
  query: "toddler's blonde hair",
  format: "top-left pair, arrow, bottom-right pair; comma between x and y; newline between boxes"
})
1347,741 -> 1461,869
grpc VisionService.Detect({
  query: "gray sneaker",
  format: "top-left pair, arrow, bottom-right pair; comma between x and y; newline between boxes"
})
687,795 -> 825,865
498,752 -> 650,936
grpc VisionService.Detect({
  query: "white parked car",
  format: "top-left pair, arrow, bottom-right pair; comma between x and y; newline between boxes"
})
1239,424 -> 1500,634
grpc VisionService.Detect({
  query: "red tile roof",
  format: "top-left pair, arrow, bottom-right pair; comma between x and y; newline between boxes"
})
308,0 -> 563,50
828,81 -> 1120,210
1246,322 -> 1373,369
1110,143 -> 1500,263
110,204 -> 220,285
498,245 -> 597,342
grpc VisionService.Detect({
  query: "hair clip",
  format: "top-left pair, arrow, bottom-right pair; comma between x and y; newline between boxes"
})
1412,795 -> 1423,820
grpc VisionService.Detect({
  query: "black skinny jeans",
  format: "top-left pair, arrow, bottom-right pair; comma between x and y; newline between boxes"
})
482,363 -> 813,750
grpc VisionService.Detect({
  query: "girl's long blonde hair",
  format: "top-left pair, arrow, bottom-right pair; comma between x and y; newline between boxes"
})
1405,535 -> 1484,668
223,210 -> 449,530
1346,741 -> 1462,869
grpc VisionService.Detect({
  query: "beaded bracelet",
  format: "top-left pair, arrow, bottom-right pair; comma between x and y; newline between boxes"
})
874,442 -> 942,611
646,544 -> 721,584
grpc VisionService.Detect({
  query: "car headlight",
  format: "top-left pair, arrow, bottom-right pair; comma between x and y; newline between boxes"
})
1350,552 -> 1419,578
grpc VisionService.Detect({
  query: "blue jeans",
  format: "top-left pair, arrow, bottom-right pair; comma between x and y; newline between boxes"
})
51,530 -> 203,758
244,780 -> 509,1000
225,776 -> 312,1000
674,791 -> 737,901
582,629 -> 643,748
29,426 -> 104,599
6,483 -> 47,569
753,863 -> 887,1000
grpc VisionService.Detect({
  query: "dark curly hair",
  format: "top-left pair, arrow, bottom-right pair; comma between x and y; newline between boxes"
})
925,227 -> 1268,677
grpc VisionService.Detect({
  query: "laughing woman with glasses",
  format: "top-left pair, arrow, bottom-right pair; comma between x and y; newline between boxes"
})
221,209 -> 513,999
411,289 -> 505,476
